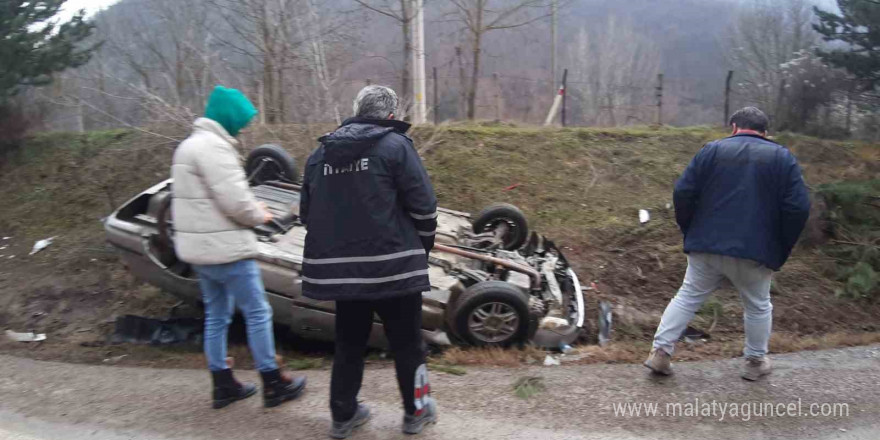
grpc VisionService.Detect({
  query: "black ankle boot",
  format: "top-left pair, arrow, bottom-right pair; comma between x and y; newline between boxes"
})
211,369 -> 257,409
260,369 -> 307,408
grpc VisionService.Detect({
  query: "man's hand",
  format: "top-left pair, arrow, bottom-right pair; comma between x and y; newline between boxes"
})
258,202 -> 274,224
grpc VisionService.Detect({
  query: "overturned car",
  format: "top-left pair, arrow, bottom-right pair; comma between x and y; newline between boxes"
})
105,145 -> 585,348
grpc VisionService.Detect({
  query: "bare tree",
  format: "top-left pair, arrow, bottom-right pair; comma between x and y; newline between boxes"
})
209,0 -> 304,124
353,0 -> 420,111
724,0 -> 817,123
448,0 -> 551,120
565,17 -> 660,126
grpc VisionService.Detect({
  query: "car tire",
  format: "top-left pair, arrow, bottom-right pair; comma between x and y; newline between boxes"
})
245,144 -> 298,184
450,281 -> 533,347
472,203 -> 529,250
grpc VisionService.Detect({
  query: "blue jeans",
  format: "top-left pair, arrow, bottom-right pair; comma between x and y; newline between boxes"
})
653,253 -> 773,358
193,259 -> 279,372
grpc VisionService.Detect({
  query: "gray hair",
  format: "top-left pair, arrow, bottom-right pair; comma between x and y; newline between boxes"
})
352,85 -> 398,119
729,106 -> 769,132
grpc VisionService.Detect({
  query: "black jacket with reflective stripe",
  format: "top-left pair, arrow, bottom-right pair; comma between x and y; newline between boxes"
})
299,117 -> 438,300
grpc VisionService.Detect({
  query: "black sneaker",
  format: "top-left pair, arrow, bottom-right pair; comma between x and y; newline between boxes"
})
330,404 -> 371,439
211,369 -> 257,409
403,397 -> 437,435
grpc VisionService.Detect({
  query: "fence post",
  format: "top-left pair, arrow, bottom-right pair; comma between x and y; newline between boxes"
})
561,68 -> 568,127
845,84 -> 853,136
656,73 -> 663,126
433,67 -> 439,125
723,70 -> 733,126
493,73 -> 502,121
774,78 -> 787,128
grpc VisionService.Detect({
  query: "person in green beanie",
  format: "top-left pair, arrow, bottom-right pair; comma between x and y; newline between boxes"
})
171,85 -> 307,409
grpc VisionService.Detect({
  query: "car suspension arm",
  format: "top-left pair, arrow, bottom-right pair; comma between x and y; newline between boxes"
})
433,244 -> 542,291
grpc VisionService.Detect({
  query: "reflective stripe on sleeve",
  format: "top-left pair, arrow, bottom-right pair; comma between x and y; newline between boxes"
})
302,248 -> 425,265
302,269 -> 429,285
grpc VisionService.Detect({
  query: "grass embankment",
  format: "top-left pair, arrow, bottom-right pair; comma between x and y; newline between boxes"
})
0,123 -> 877,369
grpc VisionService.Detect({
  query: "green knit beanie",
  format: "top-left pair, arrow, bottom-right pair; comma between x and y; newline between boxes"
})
204,85 -> 258,136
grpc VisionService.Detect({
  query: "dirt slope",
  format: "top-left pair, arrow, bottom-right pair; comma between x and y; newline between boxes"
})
0,124 -> 877,365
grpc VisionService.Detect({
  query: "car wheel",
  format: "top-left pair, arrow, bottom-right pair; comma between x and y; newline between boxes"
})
245,144 -> 298,185
450,281 -> 532,347
472,203 -> 529,250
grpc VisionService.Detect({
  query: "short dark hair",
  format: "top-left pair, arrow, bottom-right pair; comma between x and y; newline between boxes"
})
729,107 -> 769,132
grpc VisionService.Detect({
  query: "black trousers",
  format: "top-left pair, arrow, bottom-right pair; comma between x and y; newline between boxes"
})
331,293 -> 429,422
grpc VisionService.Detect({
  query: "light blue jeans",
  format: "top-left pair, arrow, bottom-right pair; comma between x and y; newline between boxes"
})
193,259 -> 279,372
653,253 -> 773,358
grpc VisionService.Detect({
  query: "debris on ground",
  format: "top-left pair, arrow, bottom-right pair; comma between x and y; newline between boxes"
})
29,236 -> 57,256
2,237 -> 10,240
512,376 -> 545,399
103,354 -> 127,364
543,355 -> 560,366
503,183 -> 522,191
111,315 -> 202,345
559,352 -> 591,363
639,209 -> 650,224
680,326 -> 710,344
5,330 -> 47,342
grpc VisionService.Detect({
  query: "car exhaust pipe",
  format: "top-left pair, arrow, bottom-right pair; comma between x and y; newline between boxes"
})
433,244 -> 542,290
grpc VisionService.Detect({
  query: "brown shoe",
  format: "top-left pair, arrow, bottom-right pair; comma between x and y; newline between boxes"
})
643,348 -> 673,375
741,356 -> 771,381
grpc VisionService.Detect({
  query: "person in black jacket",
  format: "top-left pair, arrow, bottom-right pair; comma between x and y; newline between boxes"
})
643,107 -> 811,381
299,85 -> 438,438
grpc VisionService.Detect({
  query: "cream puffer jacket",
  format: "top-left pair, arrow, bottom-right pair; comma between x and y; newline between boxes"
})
171,118 -> 266,265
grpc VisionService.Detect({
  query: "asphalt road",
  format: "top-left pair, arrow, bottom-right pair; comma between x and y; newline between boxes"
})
1,346 -> 879,440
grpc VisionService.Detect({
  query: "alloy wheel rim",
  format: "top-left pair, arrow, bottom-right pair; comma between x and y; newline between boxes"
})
468,302 -> 519,343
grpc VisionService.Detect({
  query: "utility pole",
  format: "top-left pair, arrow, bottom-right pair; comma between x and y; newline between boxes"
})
433,67 -> 439,125
551,0 -> 558,94
723,70 -> 733,126
410,0 -> 427,124
655,73 -> 664,126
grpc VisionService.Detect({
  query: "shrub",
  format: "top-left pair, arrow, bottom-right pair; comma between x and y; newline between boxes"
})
818,180 -> 880,300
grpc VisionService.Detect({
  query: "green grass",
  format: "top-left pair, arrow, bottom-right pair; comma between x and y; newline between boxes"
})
512,376 -> 545,399
0,123 -> 877,291
286,356 -> 325,370
427,362 -> 467,376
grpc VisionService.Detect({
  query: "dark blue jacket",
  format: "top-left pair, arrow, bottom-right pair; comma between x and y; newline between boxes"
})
674,133 -> 811,271
299,117 -> 437,300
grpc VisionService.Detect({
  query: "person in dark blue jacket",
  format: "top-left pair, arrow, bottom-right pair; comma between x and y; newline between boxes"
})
299,85 -> 438,438
644,107 -> 811,381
